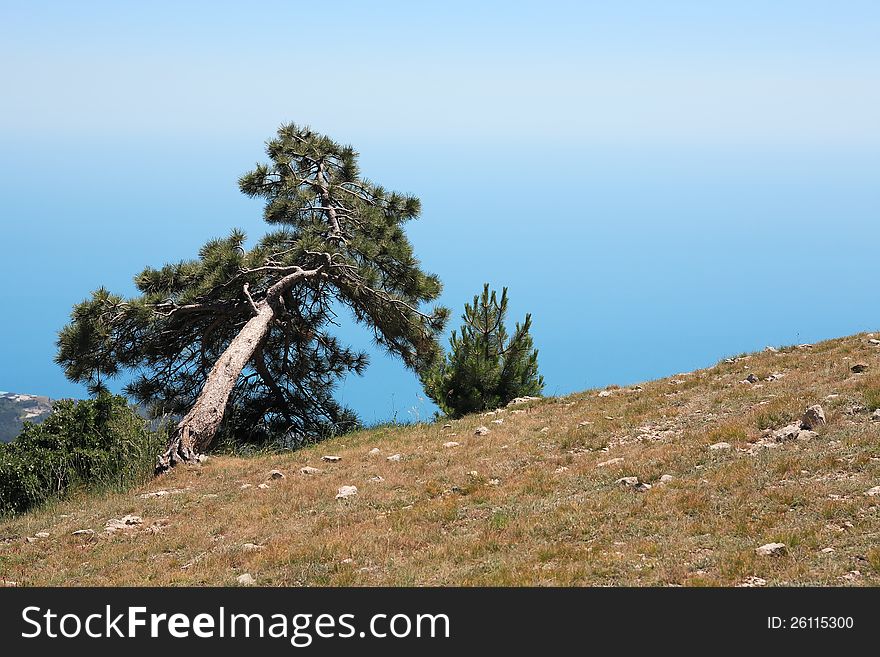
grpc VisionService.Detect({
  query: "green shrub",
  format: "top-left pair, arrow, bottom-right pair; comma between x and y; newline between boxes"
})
0,393 -> 164,516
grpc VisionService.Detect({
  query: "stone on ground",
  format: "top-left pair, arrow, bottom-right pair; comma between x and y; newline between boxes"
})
755,542 -> 786,556
336,485 -> 358,499
237,573 -> 256,586
801,404 -> 826,430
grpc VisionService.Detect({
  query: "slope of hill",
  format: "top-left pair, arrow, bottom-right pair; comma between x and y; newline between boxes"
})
0,392 -> 52,443
2,332 -> 879,587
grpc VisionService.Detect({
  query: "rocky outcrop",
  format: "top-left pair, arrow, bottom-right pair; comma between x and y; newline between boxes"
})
0,392 -> 53,443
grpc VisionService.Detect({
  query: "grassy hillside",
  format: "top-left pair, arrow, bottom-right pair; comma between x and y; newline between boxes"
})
2,332 -> 880,587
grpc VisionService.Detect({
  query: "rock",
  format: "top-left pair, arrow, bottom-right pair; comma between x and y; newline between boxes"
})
2,581 -> 18,587
766,372 -> 785,381
474,426 -> 490,436
869,338 -> 880,345
755,542 -> 786,556
139,490 -> 171,498
104,515 -> 143,533
820,547 -> 835,554
443,441 -> 460,448
597,457 -> 624,468
659,474 -> 674,483
34,532 -> 50,538
765,346 -> 779,353
634,482 -> 652,492
737,576 -> 767,587
368,475 -> 384,483
321,455 -> 342,462
369,448 -> 381,455
240,483 -> 252,489
742,373 -> 759,384
442,423 -> 453,429
554,466 -> 569,473
491,418 -> 504,424
257,483 -> 270,490
851,363 -> 869,373
615,476 -> 640,488
865,486 -> 880,497
268,469 -> 285,480
236,573 -> 256,586
771,423 -> 816,443
507,396 -> 540,406
386,453 -> 401,462
773,423 -> 800,441
72,529 -> 95,536
488,478 -> 501,486
299,466 -> 322,475
801,405 -> 826,429
336,485 -> 358,499
242,543 -> 265,552
708,442 -> 731,451
598,390 -> 612,397
872,409 -> 880,422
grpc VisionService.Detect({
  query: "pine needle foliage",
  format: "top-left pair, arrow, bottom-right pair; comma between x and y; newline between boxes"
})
56,124 -> 448,448
422,284 -> 543,417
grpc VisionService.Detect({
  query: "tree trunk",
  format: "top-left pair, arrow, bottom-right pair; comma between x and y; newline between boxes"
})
155,301 -> 275,473
154,265 -> 324,474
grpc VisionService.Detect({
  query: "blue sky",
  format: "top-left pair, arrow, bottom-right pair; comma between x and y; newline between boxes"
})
1,2 -> 878,421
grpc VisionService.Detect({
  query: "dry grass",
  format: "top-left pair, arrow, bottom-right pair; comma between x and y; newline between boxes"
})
2,332 -> 880,587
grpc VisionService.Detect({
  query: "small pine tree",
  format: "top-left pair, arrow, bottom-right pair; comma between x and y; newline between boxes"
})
422,284 -> 543,417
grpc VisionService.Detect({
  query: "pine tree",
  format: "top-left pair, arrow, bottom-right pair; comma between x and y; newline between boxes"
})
56,124 -> 449,472
422,284 -> 543,417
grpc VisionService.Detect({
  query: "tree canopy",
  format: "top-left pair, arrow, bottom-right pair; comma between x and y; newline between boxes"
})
56,124 -> 448,467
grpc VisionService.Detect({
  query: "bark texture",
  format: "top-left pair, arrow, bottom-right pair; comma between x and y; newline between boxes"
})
156,267 -> 321,473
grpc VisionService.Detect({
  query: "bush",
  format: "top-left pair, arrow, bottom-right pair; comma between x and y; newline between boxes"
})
0,393 -> 164,516
421,284 -> 543,417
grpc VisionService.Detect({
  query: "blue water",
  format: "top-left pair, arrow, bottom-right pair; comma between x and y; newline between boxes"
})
1,137 -> 876,422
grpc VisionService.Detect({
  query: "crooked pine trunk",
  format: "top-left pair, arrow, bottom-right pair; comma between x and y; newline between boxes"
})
155,301 -> 275,473
154,266 -> 322,474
